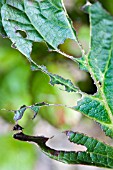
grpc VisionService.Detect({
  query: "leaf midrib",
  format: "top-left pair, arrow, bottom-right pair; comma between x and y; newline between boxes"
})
101,28 -> 113,115
89,31 -> 113,124
86,52 -> 113,125
24,0 -> 76,50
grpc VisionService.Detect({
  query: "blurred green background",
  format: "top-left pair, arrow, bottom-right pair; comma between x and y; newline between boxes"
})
0,0 -> 113,170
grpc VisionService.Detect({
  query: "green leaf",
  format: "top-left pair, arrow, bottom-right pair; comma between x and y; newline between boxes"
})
31,62 -> 78,93
12,102 -> 49,121
0,0 -> 79,93
74,96 -> 111,123
1,0 -> 42,58
24,0 -> 76,49
1,0 -> 113,138
14,105 -> 27,121
29,102 -> 49,119
1,0 -> 77,58
72,2 -> 113,138
0,1 -> 6,36
88,2 -> 113,83
1,0 -> 113,167
13,131 -> 113,168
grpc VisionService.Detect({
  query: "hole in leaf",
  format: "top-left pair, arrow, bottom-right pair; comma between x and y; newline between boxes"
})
59,39 -> 82,58
16,30 -> 27,38
77,73 -> 97,94
46,133 -> 87,152
31,42 -> 61,65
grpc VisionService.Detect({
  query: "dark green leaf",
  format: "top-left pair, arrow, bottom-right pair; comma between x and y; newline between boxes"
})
24,0 -> 76,49
13,131 -> 113,168
1,1 -> 113,167
73,2 -> 113,138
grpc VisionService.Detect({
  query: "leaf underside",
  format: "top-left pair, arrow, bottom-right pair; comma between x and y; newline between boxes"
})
1,0 -> 113,168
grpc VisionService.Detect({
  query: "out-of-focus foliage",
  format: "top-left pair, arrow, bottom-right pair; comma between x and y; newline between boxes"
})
0,37 -> 80,127
0,133 -> 37,170
0,38 -> 31,122
0,36 -> 82,170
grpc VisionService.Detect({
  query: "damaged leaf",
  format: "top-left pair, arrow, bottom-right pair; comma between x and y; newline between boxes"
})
31,62 -> 78,93
14,105 -> 27,121
0,0 -> 79,93
1,0 -> 78,59
1,0 -> 113,168
13,124 -> 24,131
13,131 -> 113,168
13,102 -> 49,121
0,1 -> 6,36
72,2 -> 113,138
